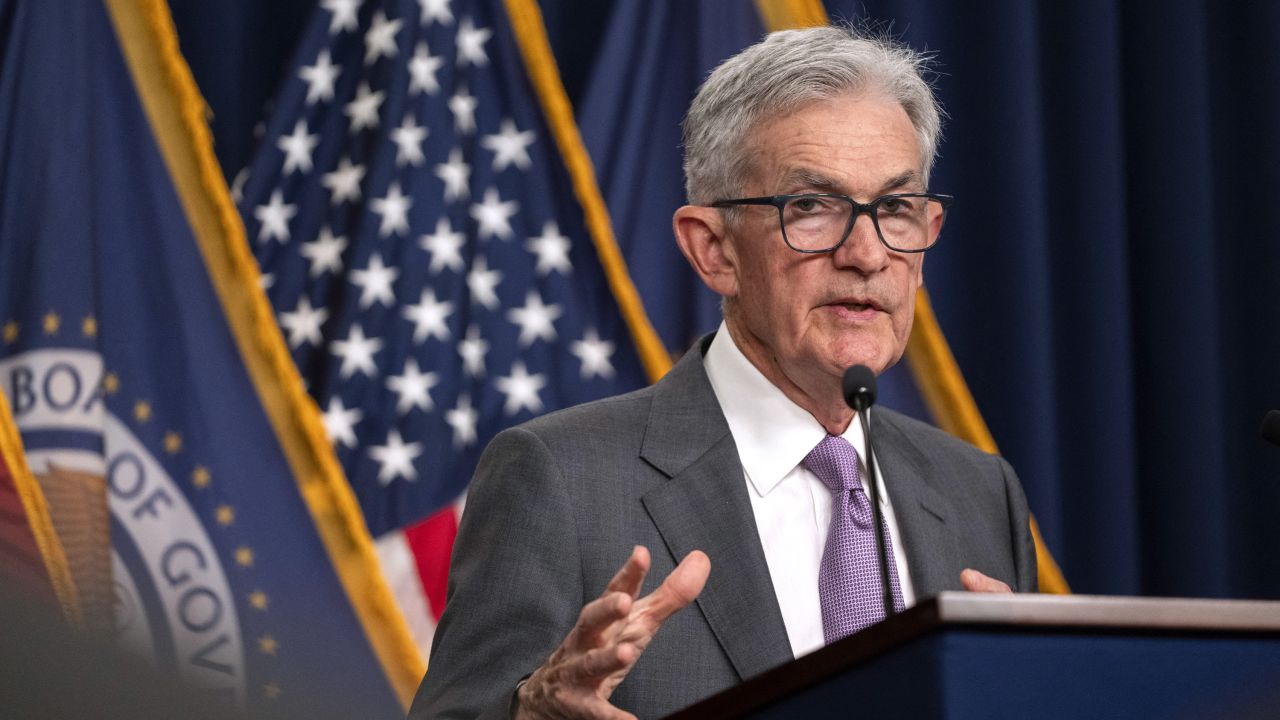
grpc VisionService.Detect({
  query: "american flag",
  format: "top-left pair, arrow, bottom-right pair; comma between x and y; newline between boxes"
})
236,0 -> 651,653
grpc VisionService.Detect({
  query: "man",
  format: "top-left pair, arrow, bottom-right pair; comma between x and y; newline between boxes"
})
410,26 -> 1036,720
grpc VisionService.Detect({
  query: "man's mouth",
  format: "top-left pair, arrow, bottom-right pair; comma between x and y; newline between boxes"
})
827,297 -> 886,313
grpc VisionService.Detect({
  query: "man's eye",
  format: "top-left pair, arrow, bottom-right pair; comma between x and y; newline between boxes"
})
880,197 -> 920,215
790,196 -> 838,213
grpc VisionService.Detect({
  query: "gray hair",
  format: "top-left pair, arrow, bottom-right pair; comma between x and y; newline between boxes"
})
682,26 -> 944,206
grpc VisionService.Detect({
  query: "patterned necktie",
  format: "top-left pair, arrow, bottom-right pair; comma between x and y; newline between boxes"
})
803,434 -> 905,643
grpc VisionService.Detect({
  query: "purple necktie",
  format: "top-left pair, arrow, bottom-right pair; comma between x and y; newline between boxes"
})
803,434 -> 905,643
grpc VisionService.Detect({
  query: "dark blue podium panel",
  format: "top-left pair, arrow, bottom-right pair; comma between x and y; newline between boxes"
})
751,630 -> 1280,719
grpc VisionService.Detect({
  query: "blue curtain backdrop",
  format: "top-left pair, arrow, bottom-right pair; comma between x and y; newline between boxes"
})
168,0 -> 1280,599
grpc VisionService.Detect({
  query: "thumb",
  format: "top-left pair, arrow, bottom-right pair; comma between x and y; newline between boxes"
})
646,551 -> 710,624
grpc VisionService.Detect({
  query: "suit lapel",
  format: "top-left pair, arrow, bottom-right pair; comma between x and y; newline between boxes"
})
638,341 -> 793,680
873,409 -> 963,597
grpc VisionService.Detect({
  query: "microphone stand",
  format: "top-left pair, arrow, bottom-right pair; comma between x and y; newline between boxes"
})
857,407 -> 896,621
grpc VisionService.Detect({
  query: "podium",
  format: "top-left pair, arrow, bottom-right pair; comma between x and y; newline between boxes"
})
667,593 -> 1280,719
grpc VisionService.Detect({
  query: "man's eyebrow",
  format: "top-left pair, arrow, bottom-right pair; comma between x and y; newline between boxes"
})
880,170 -> 921,193
780,168 -> 924,196
781,168 -> 844,193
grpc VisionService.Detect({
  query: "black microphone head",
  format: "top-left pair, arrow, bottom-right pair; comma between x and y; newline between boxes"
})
1262,410 -> 1280,447
842,365 -> 877,412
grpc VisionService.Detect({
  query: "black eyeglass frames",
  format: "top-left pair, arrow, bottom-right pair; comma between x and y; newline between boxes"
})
710,192 -> 953,254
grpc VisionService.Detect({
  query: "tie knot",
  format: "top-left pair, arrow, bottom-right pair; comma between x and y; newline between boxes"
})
802,434 -> 861,494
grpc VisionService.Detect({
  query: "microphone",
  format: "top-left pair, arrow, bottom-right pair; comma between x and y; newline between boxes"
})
842,364 -> 877,412
1262,410 -> 1280,447
841,365 -> 895,622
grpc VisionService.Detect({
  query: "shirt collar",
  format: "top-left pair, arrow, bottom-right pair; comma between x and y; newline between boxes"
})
703,322 -> 870,497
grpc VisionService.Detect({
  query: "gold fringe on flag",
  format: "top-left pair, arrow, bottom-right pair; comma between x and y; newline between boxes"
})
103,0 -> 426,706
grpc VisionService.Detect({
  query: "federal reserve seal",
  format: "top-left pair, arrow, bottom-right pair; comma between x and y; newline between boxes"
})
1,348 -> 246,703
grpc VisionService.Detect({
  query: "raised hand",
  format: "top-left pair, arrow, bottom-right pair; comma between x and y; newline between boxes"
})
515,546 -> 711,720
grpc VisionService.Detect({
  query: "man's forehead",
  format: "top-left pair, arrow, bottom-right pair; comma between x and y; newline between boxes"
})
742,95 -> 925,194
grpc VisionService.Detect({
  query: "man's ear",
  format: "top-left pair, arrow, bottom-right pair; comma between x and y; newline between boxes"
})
673,205 -> 739,298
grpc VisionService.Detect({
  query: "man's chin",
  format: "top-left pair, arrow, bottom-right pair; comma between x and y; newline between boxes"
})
820,339 -> 896,376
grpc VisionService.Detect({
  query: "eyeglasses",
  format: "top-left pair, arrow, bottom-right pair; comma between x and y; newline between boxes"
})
710,192 -> 953,254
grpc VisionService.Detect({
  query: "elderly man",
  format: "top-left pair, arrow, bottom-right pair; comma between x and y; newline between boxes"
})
410,26 -> 1036,720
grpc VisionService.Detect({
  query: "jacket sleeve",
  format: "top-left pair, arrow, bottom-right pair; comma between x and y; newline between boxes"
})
997,455 -> 1039,593
407,426 -> 583,720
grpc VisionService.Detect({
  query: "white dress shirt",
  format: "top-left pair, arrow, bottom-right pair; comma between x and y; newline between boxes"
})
702,322 -> 916,659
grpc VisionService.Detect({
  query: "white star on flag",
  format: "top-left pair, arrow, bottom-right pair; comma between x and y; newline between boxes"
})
322,396 -> 362,448
466,256 -> 503,310
506,290 -> 563,347
254,189 -> 296,242
448,87 -> 478,134
386,358 -> 440,415
417,0 -> 453,26
278,120 -> 320,174
321,0 -> 359,34
457,324 -> 489,377
351,253 -> 399,308
322,156 -> 366,204
456,17 -> 492,67
402,288 -> 454,343
420,218 -> 466,273
371,181 -> 412,236
571,328 -> 617,379
525,221 -> 572,276
345,82 -> 385,132
279,295 -> 329,348
434,148 -> 470,202
300,227 -> 348,277
495,361 -> 546,416
481,118 -> 536,171
391,114 -> 428,166
299,49 -> 341,104
470,187 -> 518,240
331,324 -> 384,379
446,394 -> 479,448
370,430 -> 424,485
364,11 -> 404,65
409,42 -> 444,95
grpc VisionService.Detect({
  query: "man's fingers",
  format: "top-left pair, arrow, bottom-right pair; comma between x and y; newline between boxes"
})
960,568 -> 1012,593
664,550 -> 711,607
572,591 -> 632,650
566,642 -> 639,683
635,550 -> 710,626
604,545 -> 651,599
578,551 -> 711,663
520,551 -> 710,720
572,548 -> 654,651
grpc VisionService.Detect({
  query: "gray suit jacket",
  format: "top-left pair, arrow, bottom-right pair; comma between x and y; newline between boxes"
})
409,335 -> 1036,719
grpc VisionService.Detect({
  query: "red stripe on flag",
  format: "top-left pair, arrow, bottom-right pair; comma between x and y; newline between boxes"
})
403,507 -> 458,622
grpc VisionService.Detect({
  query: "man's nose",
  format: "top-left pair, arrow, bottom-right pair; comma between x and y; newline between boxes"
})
832,212 -> 890,274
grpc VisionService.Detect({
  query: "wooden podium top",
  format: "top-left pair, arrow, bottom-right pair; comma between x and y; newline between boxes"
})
915,592 -> 1280,631
667,593 -> 1280,719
